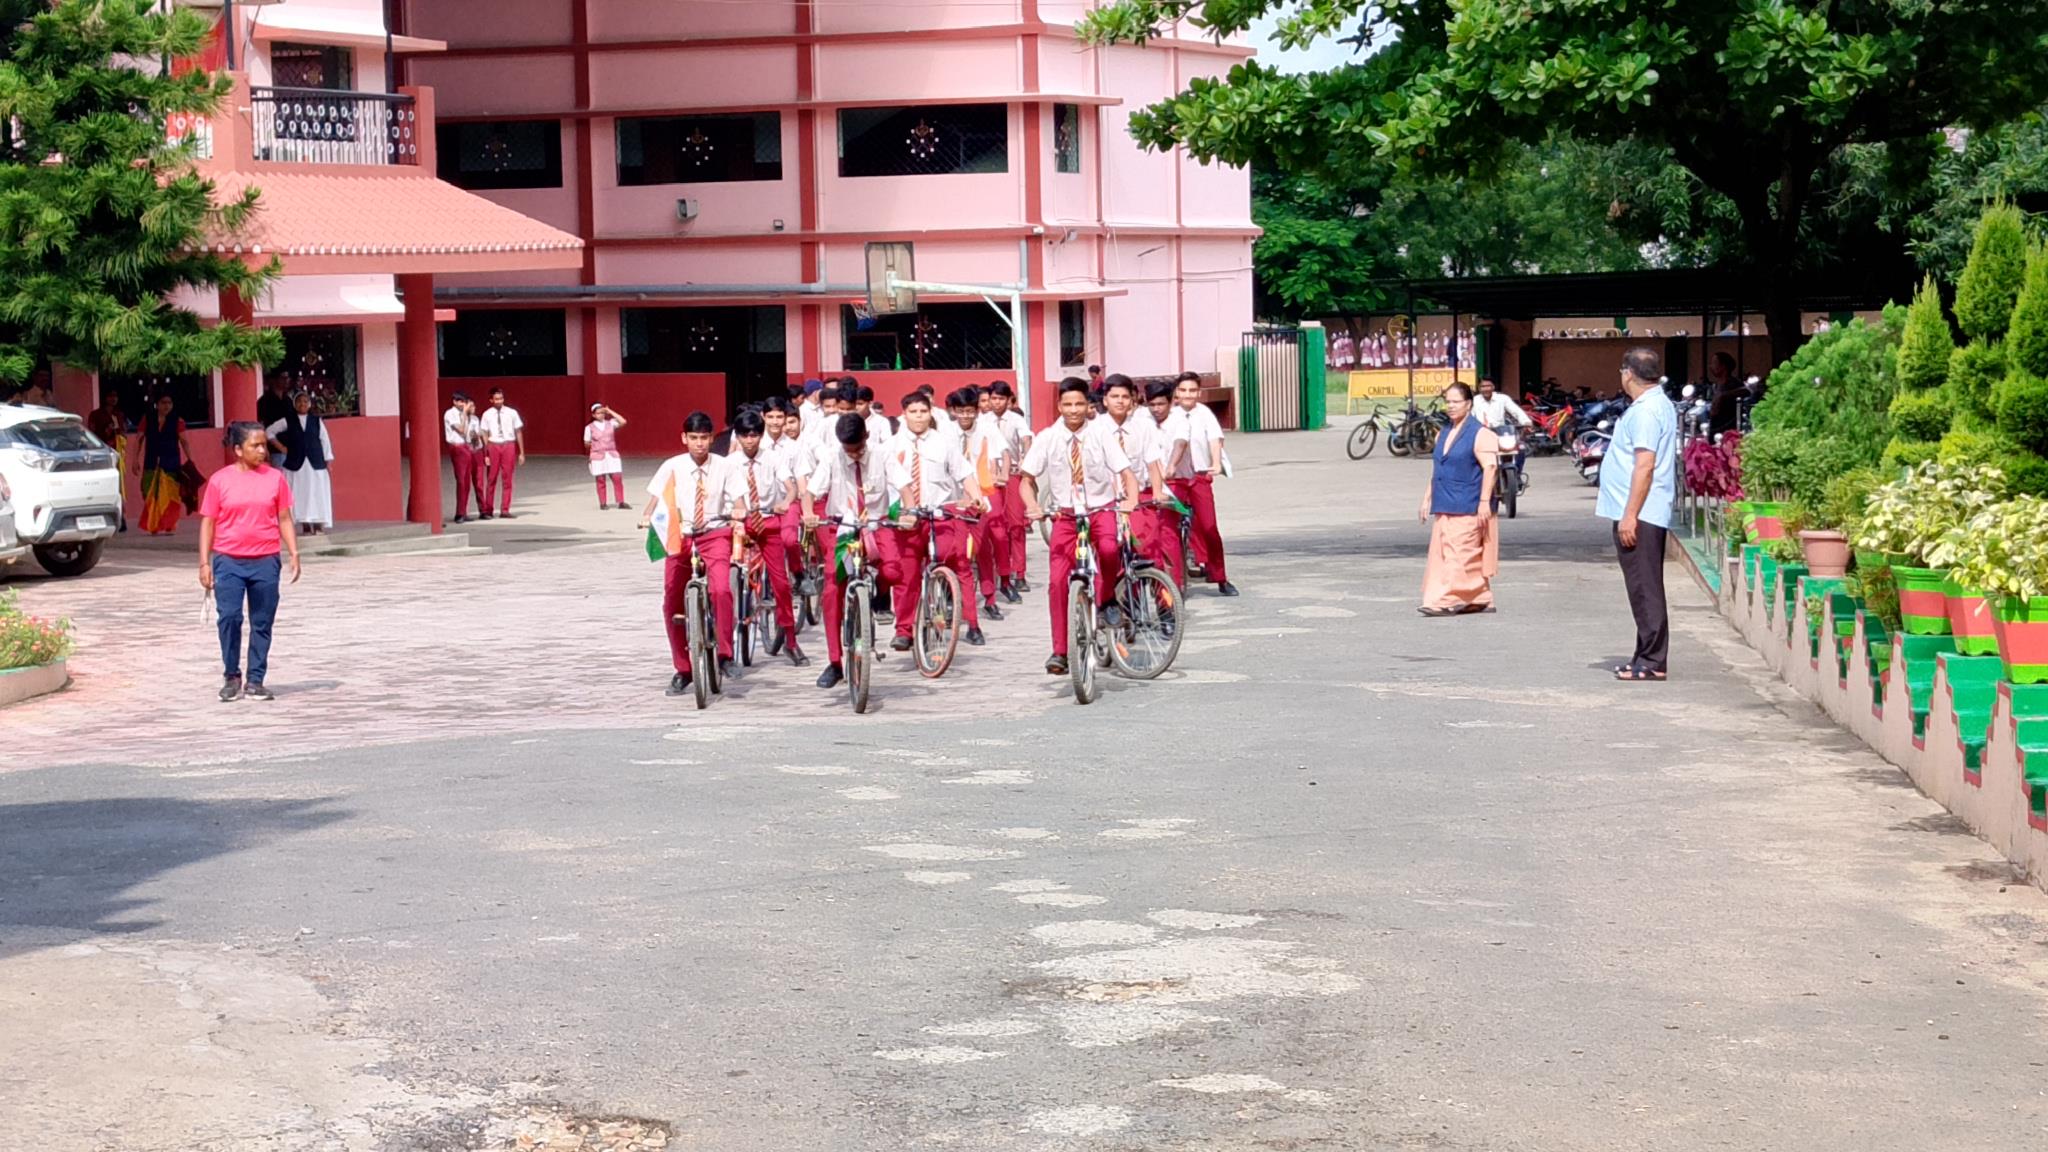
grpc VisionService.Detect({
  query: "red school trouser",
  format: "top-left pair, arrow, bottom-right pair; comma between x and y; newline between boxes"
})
485,442 -> 519,513
884,518 -> 981,638
814,524 -> 883,665
1169,473 -> 1225,583
661,529 -> 735,674
449,444 -> 480,518
1001,479 -> 1028,578
1136,488 -> 1186,587
594,474 -> 625,505
1046,510 -> 1121,657
971,505 -> 1004,605
741,520 -> 798,635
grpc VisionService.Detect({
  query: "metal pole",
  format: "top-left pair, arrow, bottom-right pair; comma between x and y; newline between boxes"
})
224,0 -> 236,68
1013,290 -> 1029,426
1405,287 -> 1416,409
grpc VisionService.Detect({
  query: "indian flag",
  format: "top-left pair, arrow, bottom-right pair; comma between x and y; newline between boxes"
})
833,523 -> 861,580
644,471 -> 683,562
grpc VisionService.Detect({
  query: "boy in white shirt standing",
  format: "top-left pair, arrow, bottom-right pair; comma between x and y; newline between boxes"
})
989,381 -> 1033,599
479,387 -> 525,519
949,387 -> 1009,621
637,412 -> 739,694
1163,372 -> 1238,596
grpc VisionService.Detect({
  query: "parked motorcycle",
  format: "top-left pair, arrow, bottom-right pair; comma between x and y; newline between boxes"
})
1572,420 -> 1613,484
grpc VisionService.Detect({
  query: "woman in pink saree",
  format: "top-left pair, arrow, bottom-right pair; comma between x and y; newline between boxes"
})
1417,384 -> 1500,616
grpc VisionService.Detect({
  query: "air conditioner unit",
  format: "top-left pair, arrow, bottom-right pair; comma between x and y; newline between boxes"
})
676,199 -> 700,222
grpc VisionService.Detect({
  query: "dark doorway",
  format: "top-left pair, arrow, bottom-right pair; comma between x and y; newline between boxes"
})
622,306 -> 787,415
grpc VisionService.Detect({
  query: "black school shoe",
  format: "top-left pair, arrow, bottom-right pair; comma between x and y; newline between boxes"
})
889,635 -> 913,652
666,672 -> 692,696
983,601 -> 1004,621
1216,581 -> 1240,597
816,662 -> 844,689
786,640 -> 810,667
1045,653 -> 1067,675
966,627 -> 985,646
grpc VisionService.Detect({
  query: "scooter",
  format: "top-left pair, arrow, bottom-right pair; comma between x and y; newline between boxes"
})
1572,420 -> 1613,484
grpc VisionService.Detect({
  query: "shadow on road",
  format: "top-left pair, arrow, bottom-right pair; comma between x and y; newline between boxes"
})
0,797 -> 350,958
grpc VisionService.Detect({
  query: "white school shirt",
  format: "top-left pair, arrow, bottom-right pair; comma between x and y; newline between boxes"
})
1020,420 -> 1132,513
725,447 -> 788,514
442,405 -> 470,447
865,413 -> 896,450
480,406 -> 524,444
886,427 -> 974,509
963,415 -> 1008,488
646,452 -> 737,529
798,397 -> 823,428
1163,403 -> 1223,478
1093,413 -> 1165,487
805,446 -> 889,525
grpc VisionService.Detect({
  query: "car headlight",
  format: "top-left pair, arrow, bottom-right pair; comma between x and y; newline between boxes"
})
12,447 -> 56,471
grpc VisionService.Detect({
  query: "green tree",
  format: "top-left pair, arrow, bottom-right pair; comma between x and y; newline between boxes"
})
0,0 -> 278,389
2006,244 -> 2048,377
1895,276 -> 1952,392
1907,112 -> 2048,280
1081,0 -> 2048,364
1952,202 -> 2029,341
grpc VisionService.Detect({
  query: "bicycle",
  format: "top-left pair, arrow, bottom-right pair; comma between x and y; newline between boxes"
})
1386,399 -> 1444,459
672,516 -> 734,711
818,514 -> 881,713
1346,403 -> 1392,460
900,505 -> 980,679
1106,505 -> 1185,678
1063,509 -> 1110,705
729,520 -> 776,667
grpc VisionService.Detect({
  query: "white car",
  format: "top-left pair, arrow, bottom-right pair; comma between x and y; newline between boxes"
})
0,403 -> 124,577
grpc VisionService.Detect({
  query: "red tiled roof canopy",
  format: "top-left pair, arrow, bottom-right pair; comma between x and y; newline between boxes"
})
198,169 -> 583,276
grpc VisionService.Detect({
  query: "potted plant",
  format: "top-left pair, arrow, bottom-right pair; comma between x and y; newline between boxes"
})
1855,461 -> 2004,635
1947,496 -> 2048,684
0,589 -> 72,707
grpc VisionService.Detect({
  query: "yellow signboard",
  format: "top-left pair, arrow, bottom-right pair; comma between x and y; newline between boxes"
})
1347,367 -> 1473,400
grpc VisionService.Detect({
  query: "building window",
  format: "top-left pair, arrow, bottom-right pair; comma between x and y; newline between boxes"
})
621,307 -> 785,373
100,373 -> 212,429
439,309 -> 568,377
437,121 -> 564,190
842,303 -> 1012,372
838,104 -> 1007,178
269,42 -> 353,90
618,113 -> 782,186
1059,300 -> 1087,367
1054,103 -> 1082,174
277,326 -> 361,417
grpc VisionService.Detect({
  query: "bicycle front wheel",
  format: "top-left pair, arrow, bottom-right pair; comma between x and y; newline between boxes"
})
733,568 -> 755,667
1346,421 -> 1378,460
1109,567 -> 1183,680
1070,580 -> 1099,705
846,583 -> 874,714
685,583 -> 713,710
914,565 -> 962,678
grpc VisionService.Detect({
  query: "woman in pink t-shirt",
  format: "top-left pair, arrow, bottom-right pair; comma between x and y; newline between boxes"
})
198,422 -> 302,702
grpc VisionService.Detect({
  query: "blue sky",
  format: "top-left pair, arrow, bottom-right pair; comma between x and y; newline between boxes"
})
1249,13 -> 1366,74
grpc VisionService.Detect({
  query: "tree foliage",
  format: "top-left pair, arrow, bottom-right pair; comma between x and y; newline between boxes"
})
1953,201 -> 2029,341
2006,244 -> 2048,378
0,0 -> 278,387
1895,276 -> 1952,392
1082,0 -> 2048,359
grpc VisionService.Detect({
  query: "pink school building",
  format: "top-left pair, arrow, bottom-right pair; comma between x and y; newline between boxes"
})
395,0 -> 1258,453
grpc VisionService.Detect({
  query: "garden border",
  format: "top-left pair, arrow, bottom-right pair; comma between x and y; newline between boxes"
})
0,660 -> 69,708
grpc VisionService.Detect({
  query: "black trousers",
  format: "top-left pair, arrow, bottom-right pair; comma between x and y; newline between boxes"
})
1614,521 -> 1669,672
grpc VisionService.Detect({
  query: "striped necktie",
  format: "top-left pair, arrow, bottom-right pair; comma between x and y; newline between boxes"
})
911,440 -> 925,507
1069,435 -> 1085,510
693,468 -> 707,531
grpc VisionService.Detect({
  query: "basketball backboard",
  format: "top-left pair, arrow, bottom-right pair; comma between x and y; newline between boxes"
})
865,241 -> 916,315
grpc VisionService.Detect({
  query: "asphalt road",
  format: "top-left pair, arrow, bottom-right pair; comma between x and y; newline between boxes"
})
6,431 -> 2048,1151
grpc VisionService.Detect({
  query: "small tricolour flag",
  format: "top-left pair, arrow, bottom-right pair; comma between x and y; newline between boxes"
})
833,524 -> 860,581
645,526 -> 667,563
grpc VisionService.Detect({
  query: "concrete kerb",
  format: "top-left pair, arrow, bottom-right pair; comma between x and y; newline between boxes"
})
1685,540 -> 2048,888
0,660 -> 68,708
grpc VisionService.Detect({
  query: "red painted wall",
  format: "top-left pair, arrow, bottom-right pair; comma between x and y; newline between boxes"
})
116,415 -> 401,523
437,373 -> 726,455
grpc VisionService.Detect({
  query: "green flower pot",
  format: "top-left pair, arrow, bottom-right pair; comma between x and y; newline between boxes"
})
1992,597 -> 2048,685
1743,544 -> 1763,590
1893,566 -> 1952,637
1852,549 -> 1885,574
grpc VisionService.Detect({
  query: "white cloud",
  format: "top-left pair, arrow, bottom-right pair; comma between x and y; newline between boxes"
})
1249,13 -> 1371,74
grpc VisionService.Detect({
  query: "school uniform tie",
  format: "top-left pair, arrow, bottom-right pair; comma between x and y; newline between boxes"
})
1069,436 -> 1085,511
911,442 -> 925,508
854,459 -> 866,519
693,470 -> 707,532
747,461 -> 760,510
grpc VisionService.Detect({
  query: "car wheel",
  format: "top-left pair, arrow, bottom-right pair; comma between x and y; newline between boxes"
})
34,539 -> 104,578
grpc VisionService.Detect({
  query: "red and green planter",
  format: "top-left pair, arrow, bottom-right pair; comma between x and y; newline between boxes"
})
1943,580 -> 2000,656
1735,501 -> 1790,541
1992,597 -> 2048,685
1893,565 -> 1952,636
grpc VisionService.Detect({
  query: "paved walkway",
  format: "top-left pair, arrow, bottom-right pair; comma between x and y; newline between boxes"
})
6,429 -> 2048,1151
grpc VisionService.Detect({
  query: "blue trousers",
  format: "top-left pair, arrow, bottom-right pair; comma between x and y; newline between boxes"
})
213,553 -> 281,683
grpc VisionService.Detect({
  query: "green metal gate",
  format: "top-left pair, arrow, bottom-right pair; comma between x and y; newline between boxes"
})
1236,326 -> 1327,431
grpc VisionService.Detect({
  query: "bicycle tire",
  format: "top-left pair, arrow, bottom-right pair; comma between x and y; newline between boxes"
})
1386,419 -> 1412,457
1070,580 -> 1099,705
801,564 -> 820,628
754,573 -> 774,657
913,565 -> 962,678
846,583 -> 873,714
1346,421 -> 1378,460
1109,567 -> 1183,679
685,583 -> 713,711
733,568 -> 754,667
1501,467 -> 1519,519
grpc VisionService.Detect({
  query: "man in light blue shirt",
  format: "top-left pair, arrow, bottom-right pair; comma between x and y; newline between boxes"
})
1597,347 -> 1679,681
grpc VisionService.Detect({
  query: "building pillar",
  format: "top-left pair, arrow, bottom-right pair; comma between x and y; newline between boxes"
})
399,273 -> 444,532
219,285 -> 260,435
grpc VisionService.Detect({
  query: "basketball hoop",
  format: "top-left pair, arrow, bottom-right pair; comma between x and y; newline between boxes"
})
851,302 -> 877,331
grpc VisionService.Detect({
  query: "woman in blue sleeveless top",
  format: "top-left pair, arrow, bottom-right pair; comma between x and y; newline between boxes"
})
1417,383 -> 1501,615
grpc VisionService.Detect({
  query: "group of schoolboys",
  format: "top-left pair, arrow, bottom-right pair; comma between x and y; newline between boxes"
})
638,371 -> 1234,696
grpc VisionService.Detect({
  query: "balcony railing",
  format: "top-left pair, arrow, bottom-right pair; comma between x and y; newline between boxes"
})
249,86 -> 420,167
